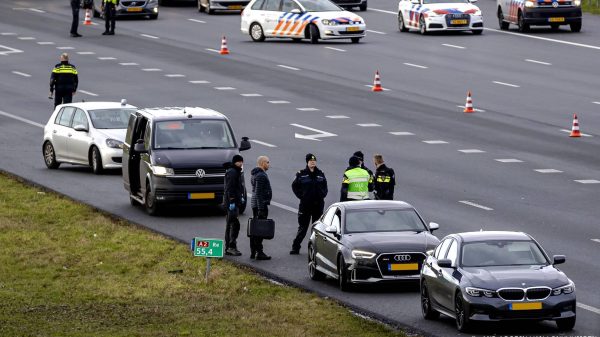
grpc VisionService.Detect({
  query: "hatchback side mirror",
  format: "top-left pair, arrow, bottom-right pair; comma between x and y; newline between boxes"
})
469,0 -> 478,3
73,124 -> 88,132
134,140 -> 147,153
553,255 -> 566,265
429,222 -> 439,232
411,0 -> 420,4
239,137 -> 251,151
437,259 -> 453,268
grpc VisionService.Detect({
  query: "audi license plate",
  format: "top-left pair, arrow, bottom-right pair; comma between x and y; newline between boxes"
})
388,263 -> 419,271
347,26 -> 360,32
188,193 -> 215,200
228,5 -> 243,9
548,17 -> 565,22
510,302 -> 542,310
450,19 -> 468,25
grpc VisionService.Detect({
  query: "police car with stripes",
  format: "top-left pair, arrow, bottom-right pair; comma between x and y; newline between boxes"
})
241,0 -> 366,43
397,0 -> 483,35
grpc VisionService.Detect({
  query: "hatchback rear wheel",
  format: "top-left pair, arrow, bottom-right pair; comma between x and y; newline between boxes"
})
91,146 -> 104,175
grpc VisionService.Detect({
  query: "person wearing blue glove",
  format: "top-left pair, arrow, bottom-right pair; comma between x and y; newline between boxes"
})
224,155 -> 245,256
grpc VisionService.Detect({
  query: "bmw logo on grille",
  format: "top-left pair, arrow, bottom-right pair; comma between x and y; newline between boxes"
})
394,254 -> 411,262
552,1 -> 559,7
195,169 -> 206,178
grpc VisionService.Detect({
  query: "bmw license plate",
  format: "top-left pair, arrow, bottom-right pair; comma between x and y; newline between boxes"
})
388,263 -> 419,271
188,193 -> 215,200
228,5 -> 243,9
451,19 -> 468,25
548,17 -> 565,22
347,26 -> 360,32
510,302 -> 542,310
126,7 -> 143,12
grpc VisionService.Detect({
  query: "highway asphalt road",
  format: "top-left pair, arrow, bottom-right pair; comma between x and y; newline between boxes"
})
1,0 -> 599,335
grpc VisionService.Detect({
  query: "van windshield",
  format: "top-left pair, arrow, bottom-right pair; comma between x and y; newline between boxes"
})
154,120 -> 236,149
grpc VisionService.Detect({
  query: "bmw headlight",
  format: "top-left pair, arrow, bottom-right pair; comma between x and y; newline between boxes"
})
351,250 -> 376,259
322,19 -> 337,26
152,166 -> 174,176
465,287 -> 497,298
106,139 -> 124,149
552,281 -> 575,296
525,0 -> 537,7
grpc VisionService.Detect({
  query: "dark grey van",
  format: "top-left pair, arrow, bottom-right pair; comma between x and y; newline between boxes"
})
123,107 -> 251,215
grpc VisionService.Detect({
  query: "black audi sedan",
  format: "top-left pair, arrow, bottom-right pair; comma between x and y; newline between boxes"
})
307,200 -> 440,291
420,231 -> 576,332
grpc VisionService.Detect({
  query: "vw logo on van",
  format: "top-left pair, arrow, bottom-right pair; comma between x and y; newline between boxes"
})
195,169 -> 206,178
552,1 -> 559,7
394,254 -> 411,262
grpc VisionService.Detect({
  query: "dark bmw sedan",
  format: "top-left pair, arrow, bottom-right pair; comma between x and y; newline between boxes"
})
307,200 -> 440,291
420,231 -> 576,332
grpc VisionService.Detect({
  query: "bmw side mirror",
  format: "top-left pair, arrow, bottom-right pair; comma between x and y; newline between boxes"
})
290,8 -> 302,14
134,140 -> 147,153
553,255 -> 566,265
239,137 -> 251,151
73,125 -> 88,132
437,259 -> 453,268
429,222 -> 439,232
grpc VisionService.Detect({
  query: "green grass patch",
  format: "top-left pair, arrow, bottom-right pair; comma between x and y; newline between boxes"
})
0,173 -> 408,337
583,0 -> 600,14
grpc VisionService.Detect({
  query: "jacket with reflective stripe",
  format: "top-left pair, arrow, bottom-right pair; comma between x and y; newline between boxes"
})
341,167 -> 370,201
49,62 -> 78,93
104,0 -> 118,4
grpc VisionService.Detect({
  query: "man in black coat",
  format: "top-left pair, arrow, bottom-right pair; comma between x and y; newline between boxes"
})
250,156 -> 272,260
49,53 -> 78,108
70,0 -> 82,37
373,153 -> 396,200
290,153 -> 327,255
224,155 -> 245,256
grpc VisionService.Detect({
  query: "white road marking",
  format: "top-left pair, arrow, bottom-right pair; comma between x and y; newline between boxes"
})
525,59 -> 551,66
241,93 -> 262,97
0,33 -> 17,36
268,100 -> 290,104
297,108 -> 319,111
366,29 -> 386,35
404,63 -> 428,69
493,81 -> 520,88
18,37 -> 35,40
593,101 -> 600,105
291,123 -> 337,141
78,90 -> 98,97
189,80 -> 210,84
12,71 -> 31,77
140,34 -> 159,39
327,115 -> 350,119
458,149 -> 485,153
369,8 -> 396,14
165,74 -> 185,78
442,43 -> 465,49
214,87 -> 235,90
560,129 -> 593,137
357,123 -> 381,127
56,46 -> 74,50
592,239 -> 600,244
205,48 -> 220,53
119,62 -> 138,66
37,42 -> 55,45
389,131 -> 414,136
76,51 -> 95,55
0,110 -> 44,128
459,201 -> 494,211
98,57 -> 116,60
484,27 -> 600,51
188,18 -> 206,23
0,44 -> 23,56
29,8 -> 45,13
325,46 -> 346,52
364,85 -> 391,91
456,105 -> 486,112
250,139 -> 277,148
534,169 -> 563,173
423,140 -> 448,144
278,64 -> 300,71
495,158 -> 523,163
574,179 -> 600,184
247,192 -> 298,213
577,303 -> 600,315
142,68 -> 162,72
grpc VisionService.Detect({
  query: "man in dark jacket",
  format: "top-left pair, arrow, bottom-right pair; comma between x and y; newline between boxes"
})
290,153 -> 328,255
373,154 -> 396,200
49,53 -> 78,108
224,155 -> 245,256
353,150 -> 374,193
250,156 -> 272,260
70,0 -> 82,37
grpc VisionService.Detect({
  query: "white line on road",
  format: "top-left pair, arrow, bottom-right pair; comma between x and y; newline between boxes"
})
364,85 -> 391,91
0,44 -> 23,56
189,80 -> 210,84
577,303 -> 600,315
574,179 -> 600,184
142,68 -> 162,72
389,131 -> 415,136
297,108 -> 319,111
241,93 -> 263,97
592,239 -> 600,244
442,43 -> 465,49
247,192 -> 298,213
78,90 -> 98,96
404,63 -> 428,69
268,100 -> 290,104
250,139 -> 277,148
459,200 -> 494,211
534,169 -> 563,173
18,37 -> 35,40
291,123 -> 337,141
37,42 -> 55,45
0,110 -> 44,128
77,51 -> 95,55
165,74 -> 185,78
119,62 -> 138,66
188,18 -> 206,23
369,8 -> 396,14
495,158 -> 523,163
325,46 -> 346,52
214,87 -> 235,90
484,27 -> 600,51
0,33 -> 17,36
560,129 -> 593,137
140,34 -> 159,39
357,123 -> 381,127
423,140 -> 448,144
366,29 -> 386,35
493,81 -> 520,88
205,48 -> 220,53
525,59 -> 551,66
98,57 -> 116,60
278,64 -> 300,71
29,8 -> 45,13
12,71 -> 31,77
458,149 -> 485,153
56,46 -> 74,50
593,101 -> 600,105
327,115 -> 350,119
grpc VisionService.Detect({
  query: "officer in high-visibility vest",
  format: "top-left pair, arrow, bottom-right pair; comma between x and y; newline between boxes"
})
102,0 -> 117,35
340,156 -> 372,202
49,53 -> 78,108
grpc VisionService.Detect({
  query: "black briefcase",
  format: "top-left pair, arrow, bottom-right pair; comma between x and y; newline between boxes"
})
247,218 -> 275,240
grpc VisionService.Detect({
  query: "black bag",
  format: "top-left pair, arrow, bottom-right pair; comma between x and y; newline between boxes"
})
247,218 -> 275,240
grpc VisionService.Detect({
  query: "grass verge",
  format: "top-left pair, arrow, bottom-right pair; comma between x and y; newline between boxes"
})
583,0 -> 600,14
0,173 -> 408,337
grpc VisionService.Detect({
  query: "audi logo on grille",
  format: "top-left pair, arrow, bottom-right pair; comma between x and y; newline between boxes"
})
394,254 -> 411,262
195,169 -> 206,178
552,1 -> 559,7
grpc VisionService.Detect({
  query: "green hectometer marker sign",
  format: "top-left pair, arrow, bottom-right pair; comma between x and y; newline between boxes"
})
192,238 -> 224,258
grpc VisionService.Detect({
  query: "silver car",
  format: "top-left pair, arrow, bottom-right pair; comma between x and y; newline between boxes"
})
42,101 -> 137,174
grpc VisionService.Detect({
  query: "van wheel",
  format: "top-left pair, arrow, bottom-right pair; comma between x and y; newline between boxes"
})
309,24 -> 320,44
498,8 -> 509,30
90,146 -> 104,175
250,23 -> 265,42
43,141 -> 60,169
550,23 -> 559,30
518,11 -> 529,32
351,37 -> 361,43
144,185 -> 160,216
570,22 -> 582,32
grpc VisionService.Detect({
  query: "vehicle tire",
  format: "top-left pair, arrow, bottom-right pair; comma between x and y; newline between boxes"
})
398,12 -> 409,32
309,24 -> 320,44
419,16 -> 428,35
455,292 -> 472,332
144,184 -> 160,216
308,244 -> 326,281
421,281 -> 440,320
250,23 -> 266,42
350,37 -> 361,43
472,29 -> 483,35
198,0 -> 204,12
149,14 -> 158,19
206,1 -> 214,14
43,141 -> 60,169
550,23 -> 560,30
359,1 -> 367,11
338,255 -> 352,291
517,11 -> 529,33
90,146 -> 104,175
498,8 -> 509,30
570,22 -> 582,32
292,38 -> 302,42
556,316 -> 576,331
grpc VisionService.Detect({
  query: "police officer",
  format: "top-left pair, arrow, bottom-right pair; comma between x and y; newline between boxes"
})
372,154 -> 395,200
70,0 -> 82,37
224,155 -> 244,256
49,53 -> 78,108
290,153 -> 328,255
340,156 -> 371,202
353,150 -> 374,193
102,0 -> 117,35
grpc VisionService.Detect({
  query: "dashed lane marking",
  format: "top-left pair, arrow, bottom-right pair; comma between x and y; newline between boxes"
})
205,48 -> 220,53
12,71 -> 31,77
297,108 -> 319,111
495,158 -> 523,163
78,90 -> 98,96
77,51 -> 95,55
593,101 -> 600,105
18,37 -> 35,40
188,19 -> 206,23
292,123 -> 337,141
142,68 -> 162,72
278,64 -> 300,71
0,33 -> 17,36
241,93 -> 262,97
366,29 -> 386,35
327,115 -> 350,119
525,59 -> 551,66
37,42 -> 55,45
140,34 -> 159,39
592,239 -> 600,244
165,74 -> 185,78
369,8 -> 396,14
389,131 -> 414,136
189,80 -> 210,84
268,100 -> 290,104
459,200 -> 494,211
560,129 -> 593,137
442,43 -> 465,49
29,8 -> 45,13
534,169 -> 563,173
484,27 -> 600,51
56,46 -> 74,50
456,105 -> 486,112
247,192 -> 298,213
404,63 -> 428,69
250,139 -> 277,148
119,62 -> 139,66
214,87 -> 235,90
423,140 -> 448,144
325,46 -> 346,52
458,149 -> 485,153
577,303 -> 600,315
357,123 -> 381,127
364,85 -> 391,91
493,81 -> 520,88
0,44 -> 23,56
98,57 -> 116,60
0,110 -> 44,128
574,179 -> 600,184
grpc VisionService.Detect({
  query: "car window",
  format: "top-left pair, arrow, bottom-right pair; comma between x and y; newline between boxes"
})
344,209 -> 427,233
445,240 -> 458,265
88,108 -> 135,129
252,0 -> 266,9
435,239 -> 452,260
154,120 -> 235,150
424,0 -> 468,3
57,107 -> 75,127
331,210 -> 341,233
322,206 -> 337,226
461,240 -> 549,267
296,0 -> 341,11
144,122 -> 152,151
281,0 -> 301,12
54,108 -> 65,125
263,0 -> 281,11
433,241 -> 444,258
71,109 -> 89,129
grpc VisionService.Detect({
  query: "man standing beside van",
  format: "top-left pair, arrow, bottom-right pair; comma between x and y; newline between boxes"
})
224,155 -> 244,256
250,156 -> 272,260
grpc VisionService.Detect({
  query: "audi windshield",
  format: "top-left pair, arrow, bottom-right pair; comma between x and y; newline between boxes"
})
89,108 -> 136,129
461,240 -> 550,267
344,209 -> 427,233
153,120 -> 236,150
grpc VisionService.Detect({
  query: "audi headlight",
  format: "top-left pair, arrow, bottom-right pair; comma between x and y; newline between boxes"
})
474,10 -> 482,16
574,0 -> 581,5
106,139 -> 124,149
465,287 -> 497,298
552,281 -> 575,296
152,166 -> 174,176
351,250 -> 376,259
525,0 -> 536,7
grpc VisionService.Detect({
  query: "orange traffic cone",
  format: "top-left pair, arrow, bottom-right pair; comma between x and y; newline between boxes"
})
464,91 -> 474,113
569,113 -> 581,137
83,9 -> 92,25
372,70 -> 383,92
219,36 -> 229,55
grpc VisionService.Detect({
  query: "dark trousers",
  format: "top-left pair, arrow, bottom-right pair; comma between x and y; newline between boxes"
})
104,3 -> 116,33
224,207 -> 240,250
250,207 -> 268,254
70,4 -> 80,34
292,204 -> 323,252
54,91 -> 73,108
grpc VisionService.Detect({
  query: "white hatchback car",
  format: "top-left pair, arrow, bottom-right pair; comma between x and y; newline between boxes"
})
42,101 -> 137,174
397,0 -> 483,35
241,0 -> 366,43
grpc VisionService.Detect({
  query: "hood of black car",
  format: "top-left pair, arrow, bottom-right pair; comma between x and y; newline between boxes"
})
463,265 -> 570,289
345,232 -> 439,254
152,148 -> 238,168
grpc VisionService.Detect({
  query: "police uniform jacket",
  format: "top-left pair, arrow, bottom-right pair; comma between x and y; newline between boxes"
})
373,164 -> 396,200
50,61 -> 78,93
292,167 -> 328,208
